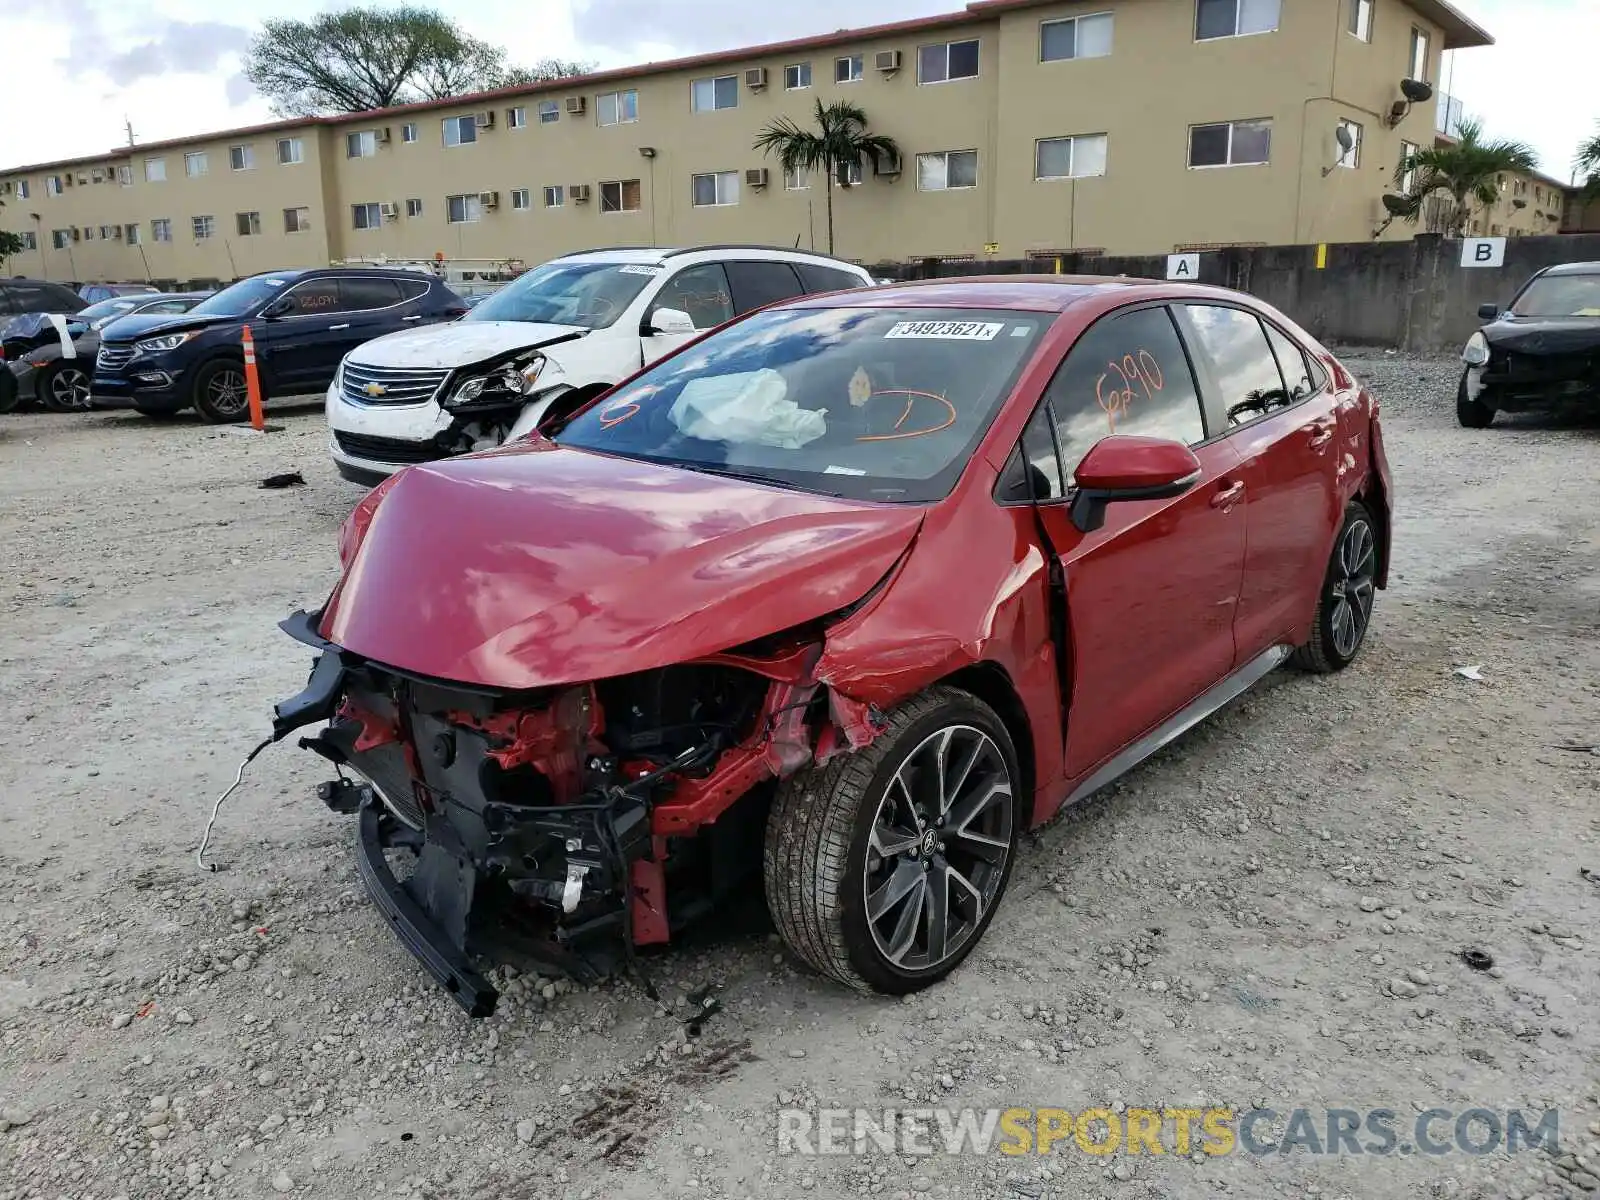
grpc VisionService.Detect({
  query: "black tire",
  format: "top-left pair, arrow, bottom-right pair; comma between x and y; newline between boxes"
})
35,361 -> 92,413
763,686 -> 1021,994
192,358 -> 251,424
1292,501 -> 1379,674
1456,371 -> 1495,428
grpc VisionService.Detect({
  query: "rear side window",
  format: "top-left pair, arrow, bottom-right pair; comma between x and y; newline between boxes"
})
796,263 -> 867,294
398,278 -> 433,303
724,260 -> 805,313
0,288 -> 14,316
338,277 -> 405,311
1262,322 -> 1318,402
1045,305 -> 1207,476
1181,305 -> 1290,429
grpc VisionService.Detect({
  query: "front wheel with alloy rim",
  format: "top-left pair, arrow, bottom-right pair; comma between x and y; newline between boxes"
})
1292,502 -> 1379,673
764,687 -> 1021,994
36,362 -> 93,413
192,358 -> 251,423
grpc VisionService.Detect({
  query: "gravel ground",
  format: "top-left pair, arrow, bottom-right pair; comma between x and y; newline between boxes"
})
1,358 -> 1598,1200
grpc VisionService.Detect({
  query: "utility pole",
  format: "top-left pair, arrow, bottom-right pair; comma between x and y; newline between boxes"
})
125,118 -> 137,147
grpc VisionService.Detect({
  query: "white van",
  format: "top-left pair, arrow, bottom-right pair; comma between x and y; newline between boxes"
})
325,245 -> 873,484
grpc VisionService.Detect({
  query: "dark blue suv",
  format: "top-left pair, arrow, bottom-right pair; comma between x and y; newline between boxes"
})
91,268 -> 466,422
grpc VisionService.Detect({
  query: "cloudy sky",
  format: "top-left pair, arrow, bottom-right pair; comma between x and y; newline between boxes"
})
0,0 -> 1592,181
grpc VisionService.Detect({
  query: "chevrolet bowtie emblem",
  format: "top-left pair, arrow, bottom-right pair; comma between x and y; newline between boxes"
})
364,382 -> 387,397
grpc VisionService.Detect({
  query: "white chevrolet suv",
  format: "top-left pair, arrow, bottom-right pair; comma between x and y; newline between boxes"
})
326,245 -> 873,484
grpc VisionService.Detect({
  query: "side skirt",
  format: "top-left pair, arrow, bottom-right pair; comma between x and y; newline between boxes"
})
1062,645 -> 1292,809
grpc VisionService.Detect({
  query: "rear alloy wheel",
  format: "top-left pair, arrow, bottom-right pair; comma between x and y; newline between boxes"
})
764,687 -> 1020,994
1456,371 -> 1495,428
1292,502 -> 1378,673
193,359 -> 251,424
38,362 -> 92,413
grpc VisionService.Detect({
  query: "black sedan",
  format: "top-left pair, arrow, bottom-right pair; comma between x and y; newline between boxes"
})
7,293 -> 211,412
1458,261 -> 1600,428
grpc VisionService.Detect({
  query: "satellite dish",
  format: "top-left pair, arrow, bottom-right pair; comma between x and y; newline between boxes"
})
1400,78 -> 1434,103
1335,125 -> 1355,153
1381,193 -> 1419,217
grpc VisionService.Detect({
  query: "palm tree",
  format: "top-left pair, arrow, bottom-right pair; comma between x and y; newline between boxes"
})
1392,117 -> 1538,236
753,99 -> 899,255
1575,122 -> 1600,198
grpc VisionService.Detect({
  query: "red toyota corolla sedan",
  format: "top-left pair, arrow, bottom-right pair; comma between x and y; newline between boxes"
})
271,277 -> 1391,1015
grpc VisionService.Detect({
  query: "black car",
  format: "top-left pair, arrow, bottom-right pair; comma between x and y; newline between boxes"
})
9,293 -> 211,412
1458,261 -> 1600,428
0,278 -> 88,355
91,269 -> 467,423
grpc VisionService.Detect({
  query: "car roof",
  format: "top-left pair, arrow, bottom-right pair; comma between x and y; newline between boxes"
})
1538,261 -> 1600,278
552,244 -> 868,271
783,274 -> 1253,313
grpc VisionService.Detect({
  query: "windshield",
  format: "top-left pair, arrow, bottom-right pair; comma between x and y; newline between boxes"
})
1510,274 -> 1600,318
189,276 -> 288,318
557,307 -> 1050,503
465,260 -> 659,329
78,298 -> 142,325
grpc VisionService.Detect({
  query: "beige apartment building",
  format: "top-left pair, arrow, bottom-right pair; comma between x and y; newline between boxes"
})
1,0 -> 1493,285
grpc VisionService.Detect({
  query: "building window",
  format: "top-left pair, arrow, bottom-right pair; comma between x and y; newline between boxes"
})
1335,119 -> 1363,168
46,176 -> 63,196
52,230 -> 71,249
600,179 -> 642,213
442,117 -> 477,148
1034,133 -> 1109,180
236,211 -> 261,236
508,106 -> 527,129
835,55 -> 864,83
192,215 -> 215,239
834,160 -> 864,187
1398,140 -> 1420,192
152,218 -> 172,242
15,180 -> 28,199
446,193 -> 482,223
511,187 -> 531,210
145,158 -> 166,182
538,100 -> 560,124
228,144 -> 255,171
98,224 -> 113,239
1040,13 -> 1114,61
401,123 -> 418,143
784,166 -> 810,190
352,202 -> 381,230
691,171 -> 740,207
1196,0 -> 1281,40
1408,26 -> 1430,80
347,130 -> 378,158
543,185 -> 564,208
184,152 -> 208,177
405,198 -> 423,217
785,62 -> 812,89
92,168 -> 105,184
116,166 -> 131,186
1188,119 -> 1272,166
284,206 -> 310,233
918,39 -> 980,84
1348,0 -> 1373,41
277,138 -> 303,165
598,90 -> 638,126
917,150 -> 979,191
123,225 -> 139,246
691,75 -> 738,112
18,231 -> 36,250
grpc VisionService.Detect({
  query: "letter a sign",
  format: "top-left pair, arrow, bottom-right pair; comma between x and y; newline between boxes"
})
1167,253 -> 1201,281
1460,237 -> 1506,268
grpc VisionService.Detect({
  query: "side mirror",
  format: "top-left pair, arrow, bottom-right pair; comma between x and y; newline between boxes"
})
1477,303 -> 1500,321
645,307 -> 696,336
1069,435 -> 1202,533
260,298 -> 290,320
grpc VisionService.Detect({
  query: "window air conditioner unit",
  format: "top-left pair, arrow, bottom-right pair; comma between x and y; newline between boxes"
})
570,183 -> 592,202
71,227 -> 81,240
379,202 -> 399,219
745,167 -> 769,189
64,175 -> 74,187
111,226 -> 122,239
744,67 -> 769,90
873,150 -> 902,177
875,50 -> 902,73
474,111 -> 495,129
76,172 -> 88,184
478,190 -> 500,209
565,96 -> 587,115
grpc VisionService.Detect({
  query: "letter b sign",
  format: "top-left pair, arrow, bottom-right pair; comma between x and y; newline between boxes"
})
1460,238 -> 1506,268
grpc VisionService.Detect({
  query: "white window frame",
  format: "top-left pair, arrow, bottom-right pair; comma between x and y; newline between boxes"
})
598,90 -> 638,126
917,39 -> 981,85
145,158 -> 167,183
835,55 -> 864,83
123,225 -> 139,246
916,149 -> 979,192
46,176 -> 63,196
19,230 -> 36,250
352,202 -> 381,230
538,100 -> 560,124
691,171 -> 740,207
98,224 -> 113,239
1408,26 -> 1430,80
508,106 -> 528,129
228,144 -> 254,171
401,123 -> 418,144
405,198 -> 423,218
1187,119 -> 1273,168
284,207 -> 311,233
442,117 -> 477,148
151,218 -> 172,242
1335,119 -> 1363,169
691,75 -> 738,113
16,180 -> 29,199
785,62 -> 812,90
833,160 -> 864,187
277,138 -> 303,165
511,188 -> 531,210
116,166 -> 131,186
543,185 -> 565,208
600,179 -> 643,214
236,211 -> 262,236
1195,0 -> 1281,41
1033,133 -> 1109,180
1398,140 -> 1420,193
446,193 -> 482,224
1348,0 -> 1374,41
1039,12 -> 1114,62
784,166 -> 810,190
52,230 -> 70,250
184,152 -> 208,178
192,214 -> 215,239
347,131 -> 378,158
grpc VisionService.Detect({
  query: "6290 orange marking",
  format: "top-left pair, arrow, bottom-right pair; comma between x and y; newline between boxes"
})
1095,348 -> 1165,431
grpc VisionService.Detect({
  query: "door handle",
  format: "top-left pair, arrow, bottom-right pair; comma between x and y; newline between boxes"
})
1308,420 -> 1336,448
328,323 -> 350,331
402,315 -> 423,321
1210,481 -> 1246,510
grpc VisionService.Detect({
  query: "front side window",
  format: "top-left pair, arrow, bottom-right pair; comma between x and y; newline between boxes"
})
1349,0 -> 1374,40
151,218 -> 172,242
558,305 -> 1051,503
1035,134 -> 1108,180
1196,0 -> 1281,40
785,62 -> 812,89
538,100 -> 560,124
917,150 -> 979,192
277,138 -> 303,165
650,263 -> 734,329
1188,119 -> 1272,167
1181,304 -> 1291,429
1040,13 -> 1114,61
601,179 -> 642,213
192,215 -> 215,239
352,202 -> 381,230
347,131 -> 376,158
598,90 -> 638,125
691,171 -> 741,207
284,207 -> 310,233
442,117 -> 476,147
276,279 -> 343,316
1046,306 -> 1207,475
836,55 -> 864,83
465,259 -> 660,329
544,185 -> 565,208
184,152 -> 208,177
446,194 -> 482,223
1409,26 -> 1431,80
1335,119 -> 1362,168
918,39 -> 980,83
236,211 -> 261,236
691,75 -> 738,112
229,144 -> 254,170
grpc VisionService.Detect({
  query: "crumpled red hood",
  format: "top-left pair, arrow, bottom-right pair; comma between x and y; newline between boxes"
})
320,440 -> 922,690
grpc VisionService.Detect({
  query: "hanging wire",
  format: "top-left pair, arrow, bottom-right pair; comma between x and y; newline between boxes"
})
195,735 -> 275,872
